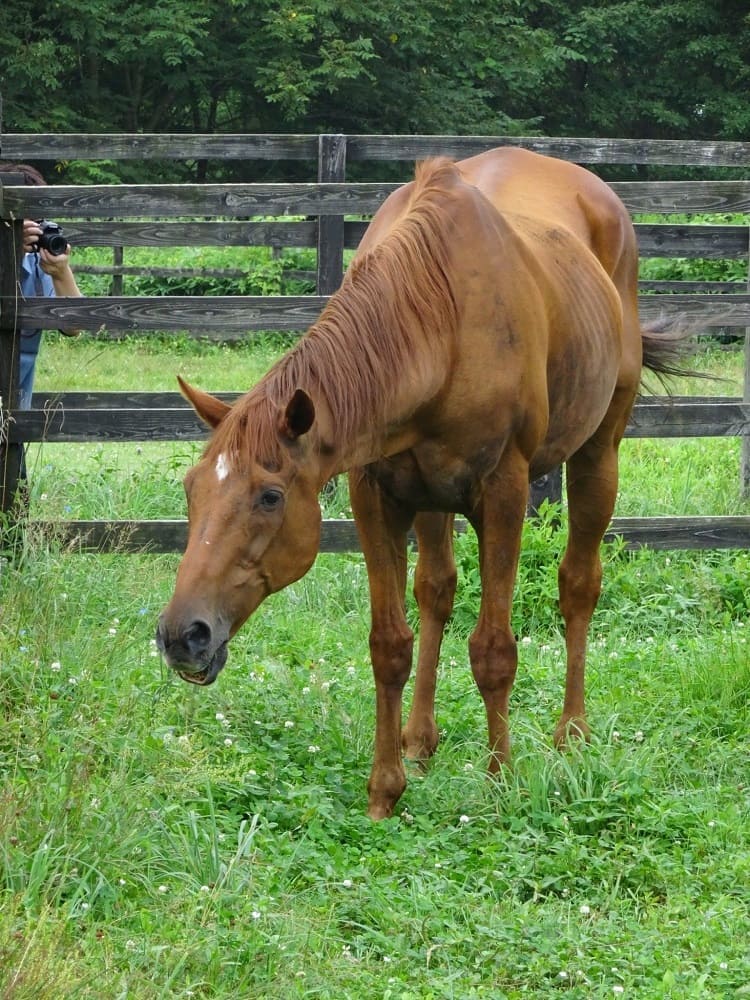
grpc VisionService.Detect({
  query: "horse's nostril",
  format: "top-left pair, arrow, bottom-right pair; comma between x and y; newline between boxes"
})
184,620 -> 212,656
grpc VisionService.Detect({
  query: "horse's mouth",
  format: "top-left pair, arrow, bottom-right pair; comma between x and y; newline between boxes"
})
175,643 -> 228,687
178,666 -> 214,686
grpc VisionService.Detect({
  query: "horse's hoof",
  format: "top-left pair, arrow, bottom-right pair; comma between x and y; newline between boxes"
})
554,716 -> 591,748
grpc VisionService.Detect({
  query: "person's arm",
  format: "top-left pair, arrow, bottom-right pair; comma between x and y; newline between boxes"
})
24,220 -> 83,335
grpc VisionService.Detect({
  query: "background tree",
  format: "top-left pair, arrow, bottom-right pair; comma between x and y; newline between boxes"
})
0,0 -> 748,181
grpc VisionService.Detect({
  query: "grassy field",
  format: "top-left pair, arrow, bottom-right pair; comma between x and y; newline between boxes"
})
1,333 -> 749,998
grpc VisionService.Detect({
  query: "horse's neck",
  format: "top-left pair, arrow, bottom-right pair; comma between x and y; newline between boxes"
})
312,370 -> 432,482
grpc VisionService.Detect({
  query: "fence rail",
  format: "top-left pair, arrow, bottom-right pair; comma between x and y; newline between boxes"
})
1,133 -> 749,551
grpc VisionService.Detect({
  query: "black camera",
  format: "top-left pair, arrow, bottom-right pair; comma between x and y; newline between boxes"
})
35,220 -> 68,256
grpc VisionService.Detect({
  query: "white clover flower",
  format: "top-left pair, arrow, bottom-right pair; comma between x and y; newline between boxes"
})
125,939 -> 137,951
459,814 -> 470,824
158,885 -> 168,893
284,720 -> 295,729
50,661 -> 62,672
613,987 -> 624,996
224,738 -> 233,747
215,712 -> 225,722
579,904 -> 591,915
342,879 -> 353,888
307,745 -> 320,753
251,910 -> 261,920
463,762 -> 474,771
634,730 -> 644,742
200,885 -> 210,893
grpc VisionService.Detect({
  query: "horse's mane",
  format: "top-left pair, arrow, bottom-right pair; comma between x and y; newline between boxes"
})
207,157 -> 462,468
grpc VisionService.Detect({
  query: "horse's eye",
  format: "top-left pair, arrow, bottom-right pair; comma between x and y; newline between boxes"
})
258,488 -> 283,511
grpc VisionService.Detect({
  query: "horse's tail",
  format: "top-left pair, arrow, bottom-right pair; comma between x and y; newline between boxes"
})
640,315 -> 712,386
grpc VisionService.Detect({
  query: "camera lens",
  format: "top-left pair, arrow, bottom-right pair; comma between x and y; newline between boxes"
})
42,232 -> 68,256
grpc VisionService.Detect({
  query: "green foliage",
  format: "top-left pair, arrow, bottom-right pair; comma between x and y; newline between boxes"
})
1,523 -> 749,996
4,0 -> 750,184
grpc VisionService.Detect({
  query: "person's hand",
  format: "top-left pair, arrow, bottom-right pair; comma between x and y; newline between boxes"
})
38,244 -> 73,277
22,219 -> 43,254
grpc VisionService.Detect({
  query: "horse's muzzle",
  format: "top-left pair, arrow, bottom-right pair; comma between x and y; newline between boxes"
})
155,615 -> 229,686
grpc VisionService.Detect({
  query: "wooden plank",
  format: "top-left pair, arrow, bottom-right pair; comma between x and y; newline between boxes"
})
30,391 -> 742,410
1,183 -> 396,220
57,220 -> 749,262
12,398 -> 750,443
637,294 -> 750,325
0,134 -> 320,161
625,400 -> 750,437
12,295 -> 328,332
43,514 -> 750,554
12,292 -> 750,333
346,135 -> 750,167
4,133 -> 750,167
62,220 -> 319,249
610,181 -> 750,214
603,516 -> 750,550
638,281 -> 746,293
635,224 -> 749,259
5,180 -> 750,221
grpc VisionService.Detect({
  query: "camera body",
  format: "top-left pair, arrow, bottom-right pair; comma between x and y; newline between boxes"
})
36,220 -> 68,256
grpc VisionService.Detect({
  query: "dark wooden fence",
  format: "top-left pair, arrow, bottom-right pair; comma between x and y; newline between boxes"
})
1,134 -> 749,552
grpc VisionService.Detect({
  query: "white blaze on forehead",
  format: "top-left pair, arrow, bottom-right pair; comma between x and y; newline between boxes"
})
215,452 -> 231,482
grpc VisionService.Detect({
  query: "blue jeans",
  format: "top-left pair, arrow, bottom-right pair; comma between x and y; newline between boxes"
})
19,352 -> 37,410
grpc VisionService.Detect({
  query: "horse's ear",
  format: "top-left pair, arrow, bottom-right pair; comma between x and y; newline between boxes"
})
177,376 -> 231,428
278,389 -> 315,441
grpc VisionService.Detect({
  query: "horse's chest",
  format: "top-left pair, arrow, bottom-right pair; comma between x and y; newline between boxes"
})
368,441 -> 500,513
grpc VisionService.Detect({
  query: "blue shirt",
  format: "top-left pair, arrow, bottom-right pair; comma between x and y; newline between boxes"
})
20,252 -> 56,357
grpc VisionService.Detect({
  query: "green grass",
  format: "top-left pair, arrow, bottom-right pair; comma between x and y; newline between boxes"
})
2,335 -> 749,997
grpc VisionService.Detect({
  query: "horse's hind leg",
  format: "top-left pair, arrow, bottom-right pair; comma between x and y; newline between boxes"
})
402,512 -> 456,762
555,425 -> 625,747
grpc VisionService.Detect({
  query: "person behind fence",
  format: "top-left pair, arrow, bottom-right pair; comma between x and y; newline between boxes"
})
0,163 -> 82,409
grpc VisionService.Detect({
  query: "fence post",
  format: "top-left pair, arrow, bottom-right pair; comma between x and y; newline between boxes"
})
112,245 -> 124,296
527,466 -> 563,517
316,134 -> 347,295
0,206 -> 24,514
742,226 -> 750,498
744,353 -> 749,496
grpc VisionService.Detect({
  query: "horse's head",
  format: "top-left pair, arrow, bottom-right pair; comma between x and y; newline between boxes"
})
156,377 -> 322,686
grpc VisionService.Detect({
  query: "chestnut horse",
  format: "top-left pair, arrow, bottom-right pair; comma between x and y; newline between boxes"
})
157,147 -> 684,819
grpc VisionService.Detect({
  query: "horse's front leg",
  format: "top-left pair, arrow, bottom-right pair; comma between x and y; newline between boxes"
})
349,468 -> 414,820
402,511 -> 456,762
468,449 -> 529,769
